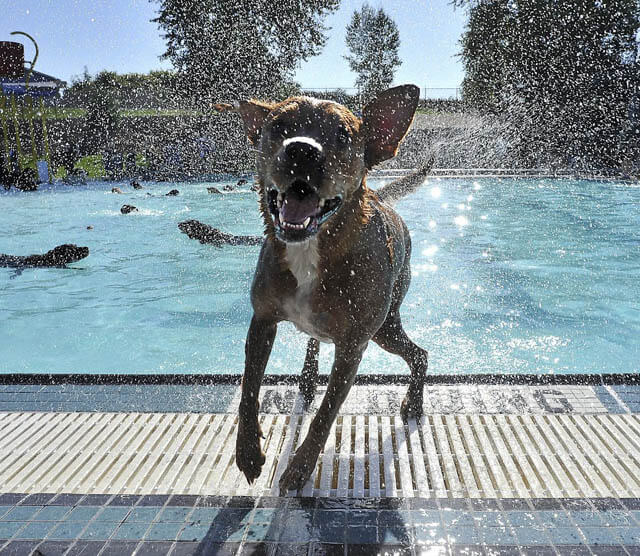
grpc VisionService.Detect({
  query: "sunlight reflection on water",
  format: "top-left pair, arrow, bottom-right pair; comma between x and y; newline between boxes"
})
0,177 -> 638,375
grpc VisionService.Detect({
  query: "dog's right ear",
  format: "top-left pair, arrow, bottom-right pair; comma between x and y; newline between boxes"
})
238,100 -> 275,145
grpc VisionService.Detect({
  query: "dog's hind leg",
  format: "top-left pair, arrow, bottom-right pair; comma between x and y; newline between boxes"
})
372,311 -> 428,422
279,341 -> 366,494
299,338 -> 319,407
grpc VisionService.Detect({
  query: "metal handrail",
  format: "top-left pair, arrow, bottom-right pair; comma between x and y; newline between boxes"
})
10,31 -> 39,90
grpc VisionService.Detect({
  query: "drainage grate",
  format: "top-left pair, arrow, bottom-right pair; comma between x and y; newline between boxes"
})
2,411 -> 640,498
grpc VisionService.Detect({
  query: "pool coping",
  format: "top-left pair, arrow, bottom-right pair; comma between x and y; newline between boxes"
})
1,372 -> 639,386
371,168 -> 639,181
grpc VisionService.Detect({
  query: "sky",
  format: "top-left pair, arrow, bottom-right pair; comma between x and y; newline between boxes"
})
1,0 -> 467,92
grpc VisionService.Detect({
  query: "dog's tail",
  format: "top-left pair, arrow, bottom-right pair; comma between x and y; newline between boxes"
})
179,219 -> 263,247
375,157 -> 435,205
179,219 -> 228,246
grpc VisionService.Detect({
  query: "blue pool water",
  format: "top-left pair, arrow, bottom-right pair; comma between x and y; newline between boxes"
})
0,177 -> 638,375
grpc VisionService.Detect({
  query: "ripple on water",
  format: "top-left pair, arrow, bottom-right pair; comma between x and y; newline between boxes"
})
0,178 -> 638,375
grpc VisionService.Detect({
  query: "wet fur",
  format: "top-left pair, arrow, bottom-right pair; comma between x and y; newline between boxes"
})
234,86 -> 431,494
0,244 -> 89,269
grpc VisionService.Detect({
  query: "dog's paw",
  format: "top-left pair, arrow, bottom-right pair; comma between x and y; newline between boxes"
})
236,422 -> 265,484
400,392 -> 424,423
278,445 -> 318,494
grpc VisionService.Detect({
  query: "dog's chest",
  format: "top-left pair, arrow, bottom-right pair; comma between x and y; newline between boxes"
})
282,284 -> 332,343
284,240 -> 319,286
281,240 -> 332,343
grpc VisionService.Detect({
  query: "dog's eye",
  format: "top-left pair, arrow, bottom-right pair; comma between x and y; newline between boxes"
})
270,121 -> 288,138
336,127 -> 351,147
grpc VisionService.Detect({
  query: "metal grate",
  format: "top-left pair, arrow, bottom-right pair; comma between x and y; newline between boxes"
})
2,411 -> 640,498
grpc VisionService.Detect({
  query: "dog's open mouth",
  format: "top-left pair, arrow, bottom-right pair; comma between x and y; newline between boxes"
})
267,180 -> 342,242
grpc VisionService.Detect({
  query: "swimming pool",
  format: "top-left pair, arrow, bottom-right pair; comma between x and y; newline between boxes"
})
0,177 -> 638,375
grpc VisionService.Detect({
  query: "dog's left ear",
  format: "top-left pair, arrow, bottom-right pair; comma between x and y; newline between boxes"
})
238,100 -> 275,145
362,85 -> 420,168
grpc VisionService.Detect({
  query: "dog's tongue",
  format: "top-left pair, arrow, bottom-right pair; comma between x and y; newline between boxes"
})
280,193 -> 319,223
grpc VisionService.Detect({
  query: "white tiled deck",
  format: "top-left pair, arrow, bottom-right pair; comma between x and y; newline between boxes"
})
3,408 -> 640,499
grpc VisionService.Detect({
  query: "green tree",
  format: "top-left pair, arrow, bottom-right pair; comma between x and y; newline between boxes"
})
64,69 -> 180,109
151,0 -> 339,103
83,71 -> 121,154
458,0 -> 512,112
344,4 -> 402,105
457,0 -> 640,169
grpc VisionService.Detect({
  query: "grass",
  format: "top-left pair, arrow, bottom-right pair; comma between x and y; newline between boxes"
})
119,108 -> 204,117
53,153 -> 152,180
3,106 -> 217,120
415,108 -> 462,115
40,107 -> 87,119
75,155 -> 105,179
5,107 -> 215,120
53,154 -> 105,180
41,108 -> 211,119
9,151 -> 149,180
19,106 -> 456,119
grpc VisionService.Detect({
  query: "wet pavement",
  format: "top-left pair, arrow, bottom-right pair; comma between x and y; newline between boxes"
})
3,493 -> 640,554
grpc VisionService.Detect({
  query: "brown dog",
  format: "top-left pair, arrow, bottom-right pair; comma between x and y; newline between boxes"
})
235,85 -> 429,493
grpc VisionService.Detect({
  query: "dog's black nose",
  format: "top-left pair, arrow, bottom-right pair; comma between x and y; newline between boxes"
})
289,178 -> 316,199
284,140 -> 324,164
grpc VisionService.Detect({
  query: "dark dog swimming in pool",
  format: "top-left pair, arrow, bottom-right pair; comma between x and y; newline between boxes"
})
0,244 -> 89,277
232,85 -> 432,493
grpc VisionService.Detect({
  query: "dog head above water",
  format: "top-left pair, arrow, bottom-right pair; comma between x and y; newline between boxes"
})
44,244 -> 90,265
238,85 -> 420,243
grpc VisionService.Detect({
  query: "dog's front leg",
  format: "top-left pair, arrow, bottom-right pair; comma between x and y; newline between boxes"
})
279,341 -> 365,494
236,315 -> 277,483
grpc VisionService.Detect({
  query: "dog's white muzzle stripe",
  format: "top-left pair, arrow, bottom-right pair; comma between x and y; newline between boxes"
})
282,136 -> 324,153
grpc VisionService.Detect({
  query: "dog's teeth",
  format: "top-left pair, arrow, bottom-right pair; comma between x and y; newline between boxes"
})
319,199 -> 325,208
281,219 -> 310,231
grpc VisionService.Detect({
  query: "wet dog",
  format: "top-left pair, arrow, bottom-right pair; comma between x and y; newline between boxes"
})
1,244 -> 89,278
0,244 -> 89,269
235,85 -> 430,493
